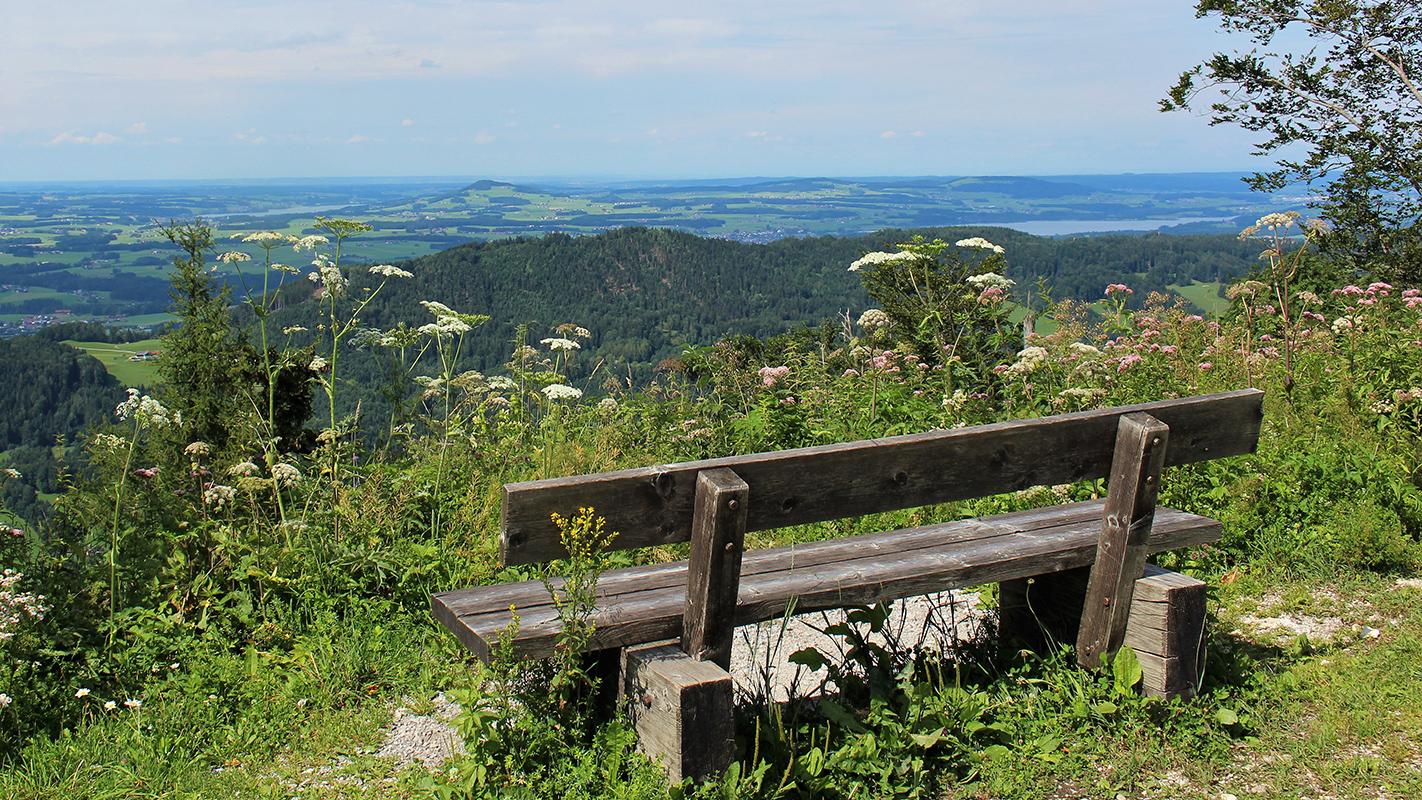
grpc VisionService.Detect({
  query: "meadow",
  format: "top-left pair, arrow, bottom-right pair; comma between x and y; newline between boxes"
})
0,218 -> 1417,799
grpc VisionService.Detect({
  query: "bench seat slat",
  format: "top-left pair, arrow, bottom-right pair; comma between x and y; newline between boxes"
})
434,502 -> 1220,660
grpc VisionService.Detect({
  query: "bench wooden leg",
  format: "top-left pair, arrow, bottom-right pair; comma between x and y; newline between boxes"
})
1127,566 -> 1206,699
620,643 -> 736,782
1000,565 -> 1205,699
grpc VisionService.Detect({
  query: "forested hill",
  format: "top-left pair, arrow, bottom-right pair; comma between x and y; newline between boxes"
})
0,336 -> 125,519
284,225 -> 1262,378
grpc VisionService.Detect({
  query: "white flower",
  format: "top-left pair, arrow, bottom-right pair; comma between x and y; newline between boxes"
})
115,389 -> 180,429
216,251 -> 251,264
75,688 -> 90,699
123,698 -> 142,709
308,254 -> 349,298
228,461 -> 260,478
1,468 -> 19,479
1002,346 -> 1049,377
857,308 -> 890,331
848,251 -> 916,271
91,433 -> 127,452
486,376 -> 517,391
103,700 -> 117,711
271,463 -> 302,486
270,262 -> 299,275
541,384 -> 582,401
541,337 -> 580,352
203,484 -> 238,508
308,355 -> 328,372
183,442 -> 210,458
1068,342 -> 1101,356
292,234 -> 330,251
573,327 -> 592,339
368,264 -> 413,279
0,694 -> 12,708
965,272 -> 1015,290
282,325 -> 308,335
598,397 -> 618,411
245,231 -> 296,246
1332,315 -> 1360,334
955,237 -> 1005,254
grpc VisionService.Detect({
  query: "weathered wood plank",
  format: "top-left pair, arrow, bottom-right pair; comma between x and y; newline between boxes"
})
436,501 -> 1108,621
621,644 -> 735,782
501,390 -> 1263,565
681,469 -> 749,669
1127,568 -> 1206,698
453,509 -> 1219,659
1077,413 -> 1169,669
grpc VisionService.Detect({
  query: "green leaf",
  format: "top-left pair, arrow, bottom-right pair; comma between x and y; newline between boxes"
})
909,728 -> 945,749
818,700 -> 865,732
789,647 -> 828,671
1112,646 -> 1144,695
1215,708 -> 1239,727
1092,701 -> 1119,715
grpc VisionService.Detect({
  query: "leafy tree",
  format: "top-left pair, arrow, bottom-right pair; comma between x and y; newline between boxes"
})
1162,1 -> 1422,280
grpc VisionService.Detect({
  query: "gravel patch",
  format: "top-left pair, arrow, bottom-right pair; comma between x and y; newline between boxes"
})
728,590 -> 988,702
376,692 -> 465,769
1236,611 -> 1347,643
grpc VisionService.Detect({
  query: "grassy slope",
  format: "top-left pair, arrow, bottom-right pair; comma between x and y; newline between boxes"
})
62,339 -> 162,387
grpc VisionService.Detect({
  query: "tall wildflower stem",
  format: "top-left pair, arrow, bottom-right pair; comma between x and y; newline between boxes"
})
106,429 -> 138,646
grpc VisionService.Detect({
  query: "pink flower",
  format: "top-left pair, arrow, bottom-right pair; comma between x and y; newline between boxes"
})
842,369 -> 860,378
133,468 -> 158,479
992,364 -> 1010,374
779,396 -> 797,406
1367,282 -> 1393,296
1333,285 -> 1365,297
758,365 -> 790,387
977,286 -> 1006,305
1105,283 -> 1134,297
1184,314 -> 1204,323
1159,345 -> 1178,354
1117,354 -> 1143,372
1198,362 -> 1213,371
5,527 -> 22,538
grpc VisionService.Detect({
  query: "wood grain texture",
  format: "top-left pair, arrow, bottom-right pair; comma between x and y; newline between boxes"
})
437,500 -> 1107,621
500,390 -> 1263,565
1077,413 -> 1169,669
681,468 -> 749,669
441,506 -> 1220,660
620,644 -> 735,782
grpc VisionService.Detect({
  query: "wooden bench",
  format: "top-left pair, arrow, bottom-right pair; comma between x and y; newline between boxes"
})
433,389 -> 1263,780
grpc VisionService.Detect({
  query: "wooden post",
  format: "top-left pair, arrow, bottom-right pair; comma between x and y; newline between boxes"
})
1128,565 -> 1207,698
621,643 -> 737,782
682,468 -> 749,670
1077,412 -> 1169,669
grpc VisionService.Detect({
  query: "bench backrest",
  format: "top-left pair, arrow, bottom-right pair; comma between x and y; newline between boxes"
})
500,389 -> 1264,566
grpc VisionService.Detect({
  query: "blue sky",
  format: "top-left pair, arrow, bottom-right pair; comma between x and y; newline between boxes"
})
0,1 -> 1268,181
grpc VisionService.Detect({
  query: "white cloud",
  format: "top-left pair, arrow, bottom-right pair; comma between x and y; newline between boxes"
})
472,131 -> 496,145
400,118 -> 415,127
126,121 -> 148,135
880,130 -> 898,139
346,134 -> 371,144
232,130 -> 267,145
745,130 -> 768,138
49,130 -> 119,145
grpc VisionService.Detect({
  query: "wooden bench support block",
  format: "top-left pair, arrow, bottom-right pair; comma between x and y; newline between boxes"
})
1125,567 -> 1205,699
999,564 -> 1205,699
620,643 -> 735,783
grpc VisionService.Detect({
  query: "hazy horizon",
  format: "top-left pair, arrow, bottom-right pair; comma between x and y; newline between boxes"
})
2,2 -> 1274,182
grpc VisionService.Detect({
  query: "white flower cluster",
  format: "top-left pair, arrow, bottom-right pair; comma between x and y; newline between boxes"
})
203,484 -> 238,508
486,376 -> 517,391
955,237 -> 1006,254
368,264 -> 414,279
848,251 -> 916,272
598,397 -> 618,411
307,254 -> 349,298
115,389 -> 180,429
541,383 -> 583,401
541,337 -> 580,352
183,442 -> 211,458
965,272 -> 1014,290
309,355 -> 329,372
228,461 -> 261,478
0,568 -> 46,642
418,300 -> 476,339
271,463 -> 302,486
857,308 -> 891,332
1002,346 -> 1049,377
216,251 -> 252,264
244,231 -> 297,246
1,468 -> 19,479
1069,342 -> 1101,356
292,234 -> 330,252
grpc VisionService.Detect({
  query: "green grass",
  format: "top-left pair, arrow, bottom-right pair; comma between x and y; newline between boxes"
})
1172,281 -> 1231,316
63,338 -> 164,387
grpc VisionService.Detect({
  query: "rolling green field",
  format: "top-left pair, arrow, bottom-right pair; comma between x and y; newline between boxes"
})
1171,281 -> 1231,316
63,338 -> 163,387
